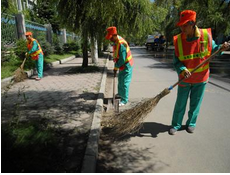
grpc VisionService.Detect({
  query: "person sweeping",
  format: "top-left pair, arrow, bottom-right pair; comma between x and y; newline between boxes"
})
105,26 -> 134,106
169,10 -> 230,135
25,32 -> 44,81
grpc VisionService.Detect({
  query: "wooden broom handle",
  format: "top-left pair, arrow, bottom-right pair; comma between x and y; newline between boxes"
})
20,57 -> 27,69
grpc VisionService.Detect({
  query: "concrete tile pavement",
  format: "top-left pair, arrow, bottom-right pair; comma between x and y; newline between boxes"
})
1,56 -> 107,173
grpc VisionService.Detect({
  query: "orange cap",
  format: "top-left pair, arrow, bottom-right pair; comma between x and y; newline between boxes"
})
25,31 -> 32,36
105,26 -> 117,40
176,10 -> 196,26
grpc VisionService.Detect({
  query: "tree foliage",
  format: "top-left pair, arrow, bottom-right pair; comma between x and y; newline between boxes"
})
29,0 -> 61,33
155,0 -> 230,44
56,0 -> 155,67
1,0 -> 18,14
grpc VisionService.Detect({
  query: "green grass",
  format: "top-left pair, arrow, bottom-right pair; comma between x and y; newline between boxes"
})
44,52 -> 77,63
1,60 -> 21,79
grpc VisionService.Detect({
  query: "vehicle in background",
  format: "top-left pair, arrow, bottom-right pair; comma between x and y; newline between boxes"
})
145,34 -> 166,51
129,43 -> 135,47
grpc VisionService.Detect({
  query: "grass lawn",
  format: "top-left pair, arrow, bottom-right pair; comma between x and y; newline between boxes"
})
44,51 -> 80,63
1,60 -> 21,79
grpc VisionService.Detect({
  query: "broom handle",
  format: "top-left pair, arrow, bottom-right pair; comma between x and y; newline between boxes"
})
113,64 -> 116,105
168,48 -> 222,90
20,57 -> 27,69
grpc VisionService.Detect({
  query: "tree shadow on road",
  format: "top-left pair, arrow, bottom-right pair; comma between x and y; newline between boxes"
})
1,89 -> 100,173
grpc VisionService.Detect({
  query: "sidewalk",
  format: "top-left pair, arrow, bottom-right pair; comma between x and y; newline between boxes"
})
1,56 -> 107,173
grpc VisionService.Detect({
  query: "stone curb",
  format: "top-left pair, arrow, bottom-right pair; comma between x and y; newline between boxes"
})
1,55 -> 76,89
81,56 -> 109,173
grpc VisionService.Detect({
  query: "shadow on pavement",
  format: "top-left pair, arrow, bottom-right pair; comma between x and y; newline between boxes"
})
42,65 -> 105,77
134,122 -> 170,138
1,90 -> 101,173
97,122 -> 170,173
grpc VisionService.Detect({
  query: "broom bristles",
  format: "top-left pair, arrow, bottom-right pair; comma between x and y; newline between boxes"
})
14,67 -> 27,82
103,88 -> 170,137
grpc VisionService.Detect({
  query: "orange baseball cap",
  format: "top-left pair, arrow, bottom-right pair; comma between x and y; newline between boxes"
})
25,31 -> 32,36
105,26 -> 117,40
176,10 -> 196,26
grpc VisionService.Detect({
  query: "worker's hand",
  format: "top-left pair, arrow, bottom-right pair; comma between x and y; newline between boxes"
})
113,69 -> 117,77
25,52 -> 29,58
181,69 -> 191,79
220,41 -> 230,51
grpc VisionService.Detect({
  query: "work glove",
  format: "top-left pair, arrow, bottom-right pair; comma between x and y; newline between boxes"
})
220,41 -> 230,51
25,52 -> 29,58
181,68 -> 191,79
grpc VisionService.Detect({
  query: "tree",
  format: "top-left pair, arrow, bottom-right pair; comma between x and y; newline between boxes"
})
29,0 -> 61,34
154,0 -> 230,45
56,0 -> 155,67
1,0 -> 18,14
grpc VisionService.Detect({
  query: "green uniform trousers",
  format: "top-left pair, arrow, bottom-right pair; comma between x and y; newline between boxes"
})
172,81 -> 207,130
35,53 -> 44,78
118,65 -> 133,104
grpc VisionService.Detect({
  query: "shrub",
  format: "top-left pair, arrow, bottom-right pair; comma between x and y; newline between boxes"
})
54,43 -> 64,54
40,40 -> 54,56
14,39 -> 27,60
63,41 -> 80,53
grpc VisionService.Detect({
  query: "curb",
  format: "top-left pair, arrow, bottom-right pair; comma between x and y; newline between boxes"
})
1,56 -> 76,89
81,56 -> 109,173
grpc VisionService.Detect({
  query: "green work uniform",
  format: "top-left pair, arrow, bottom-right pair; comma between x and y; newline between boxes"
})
172,38 -> 221,130
28,40 -> 44,78
115,44 -> 133,104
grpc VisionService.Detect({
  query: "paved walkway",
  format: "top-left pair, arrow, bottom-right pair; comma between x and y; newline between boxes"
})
1,56 -> 107,173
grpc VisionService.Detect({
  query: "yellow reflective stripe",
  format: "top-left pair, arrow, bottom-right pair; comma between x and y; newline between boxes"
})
177,34 -> 183,57
114,43 -> 120,58
188,64 -> 209,73
31,49 -> 42,56
203,29 -> 208,52
199,29 -> 210,58
125,55 -> 132,62
178,51 -> 211,61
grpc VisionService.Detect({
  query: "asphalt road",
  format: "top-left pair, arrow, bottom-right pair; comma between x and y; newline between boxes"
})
97,47 -> 230,173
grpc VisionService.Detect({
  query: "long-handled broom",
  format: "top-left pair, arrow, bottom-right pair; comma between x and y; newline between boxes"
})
14,57 -> 28,82
104,44 -> 229,137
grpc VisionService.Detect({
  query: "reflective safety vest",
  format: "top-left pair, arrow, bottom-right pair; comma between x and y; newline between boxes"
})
173,28 -> 212,83
27,38 -> 43,60
113,35 -> 133,71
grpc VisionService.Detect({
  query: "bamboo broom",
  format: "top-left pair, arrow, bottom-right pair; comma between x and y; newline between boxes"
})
14,57 -> 27,82
103,47 -> 226,137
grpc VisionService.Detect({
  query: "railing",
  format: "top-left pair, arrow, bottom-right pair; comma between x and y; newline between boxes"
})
1,13 -> 17,46
1,13 -> 79,46
25,19 -> 46,40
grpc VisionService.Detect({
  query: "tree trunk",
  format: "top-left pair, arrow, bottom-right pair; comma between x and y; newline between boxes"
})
90,37 -> 98,64
82,31 -> 88,68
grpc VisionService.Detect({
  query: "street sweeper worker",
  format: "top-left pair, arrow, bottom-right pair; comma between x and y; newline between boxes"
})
105,26 -> 134,106
169,10 -> 230,135
25,31 -> 44,81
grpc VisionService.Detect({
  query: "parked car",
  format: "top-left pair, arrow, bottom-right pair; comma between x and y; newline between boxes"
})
145,34 -> 166,51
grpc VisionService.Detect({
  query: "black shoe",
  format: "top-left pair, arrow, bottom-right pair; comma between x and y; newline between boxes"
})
169,128 -> 177,135
186,126 -> 195,133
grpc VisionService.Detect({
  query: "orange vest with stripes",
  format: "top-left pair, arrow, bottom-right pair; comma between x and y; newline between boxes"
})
174,28 -> 212,83
113,36 -> 133,71
27,38 -> 43,60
